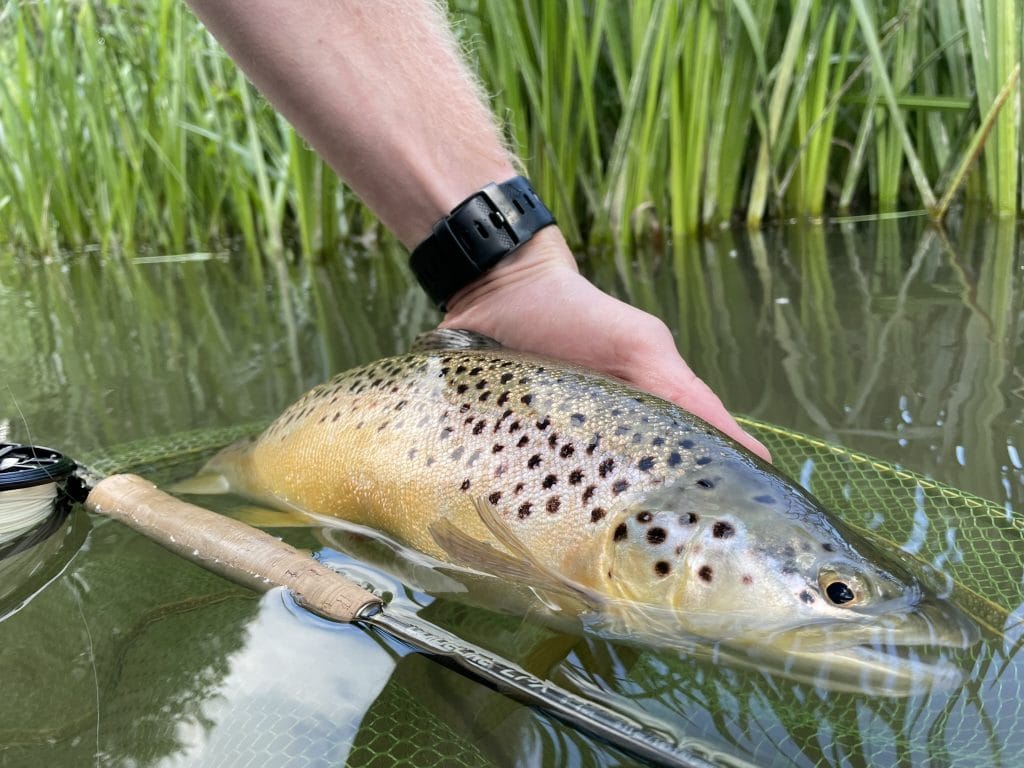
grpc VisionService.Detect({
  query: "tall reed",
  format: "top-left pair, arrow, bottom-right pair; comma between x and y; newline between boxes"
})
0,1 -> 1020,257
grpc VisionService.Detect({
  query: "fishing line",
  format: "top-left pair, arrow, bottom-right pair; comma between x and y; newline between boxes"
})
0,444 -> 74,545
0,441 -> 724,768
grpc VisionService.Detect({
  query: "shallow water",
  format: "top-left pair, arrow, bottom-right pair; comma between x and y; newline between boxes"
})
1,212 -> 1023,766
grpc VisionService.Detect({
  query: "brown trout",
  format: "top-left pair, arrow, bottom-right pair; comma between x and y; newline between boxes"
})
193,330 -> 976,694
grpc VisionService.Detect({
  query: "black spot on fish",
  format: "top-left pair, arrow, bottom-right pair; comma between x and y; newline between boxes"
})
518,502 -> 532,518
590,507 -> 606,522
696,457 -> 712,466
521,394 -> 533,406
333,412 -> 341,422
800,590 -> 815,605
494,464 -> 507,477
469,367 -> 483,376
488,491 -> 502,505
509,421 -> 521,433
560,444 -> 575,458
654,561 -> 671,577
822,542 -> 835,552
611,479 -> 629,495
783,545 -> 796,558
546,497 -> 561,513
441,427 -> 453,439
568,469 -> 583,484
679,512 -> 698,525
542,474 -> 558,489
514,482 -> 524,494
652,437 -> 665,447
459,403 -> 471,413
475,379 -> 487,390
528,454 -> 542,469
473,420 -> 486,435
457,384 -> 469,394
408,448 -> 418,460
712,521 -> 735,539
782,563 -> 798,575
548,433 -> 559,448
394,400 -> 407,411
460,479 -> 471,491
698,565 -> 714,582
426,457 -> 436,466
681,439 -> 695,449
492,444 -> 504,453
517,435 -> 529,447
536,416 -> 551,430
696,478 -> 714,489
647,527 -> 667,545
586,438 -> 600,455
500,373 -> 513,384
582,485 -> 596,503
637,456 -> 655,471
497,391 -> 510,406
613,523 -> 628,542
668,452 -> 682,468
440,367 -> 450,376
742,575 -> 753,585
754,494 -> 775,505
478,392 -> 490,402
570,413 -> 586,426
636,511 -> 653,523
598,458 -> 615,478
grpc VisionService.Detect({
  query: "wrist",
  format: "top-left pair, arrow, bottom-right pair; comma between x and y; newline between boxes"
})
410,176 -> 562,310
443,226 -> 578,315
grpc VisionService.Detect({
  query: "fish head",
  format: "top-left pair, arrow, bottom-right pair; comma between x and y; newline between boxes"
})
596,457 -> 978,694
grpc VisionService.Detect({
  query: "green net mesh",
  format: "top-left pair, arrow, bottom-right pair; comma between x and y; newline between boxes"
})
3,420 -> 1022,767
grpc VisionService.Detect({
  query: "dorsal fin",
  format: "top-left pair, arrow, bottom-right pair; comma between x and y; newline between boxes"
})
411,329 -> 503,352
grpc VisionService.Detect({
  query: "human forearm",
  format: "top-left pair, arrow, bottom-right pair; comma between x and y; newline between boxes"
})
186,0 -> 517,247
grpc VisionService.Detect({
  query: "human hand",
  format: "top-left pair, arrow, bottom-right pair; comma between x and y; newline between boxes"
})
440,228 -> 771,462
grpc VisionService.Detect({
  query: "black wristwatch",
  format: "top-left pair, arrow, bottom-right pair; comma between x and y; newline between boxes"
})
409,176 -> 556,310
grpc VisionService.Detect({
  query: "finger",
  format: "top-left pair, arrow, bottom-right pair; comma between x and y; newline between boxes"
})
626,360 -> 773,463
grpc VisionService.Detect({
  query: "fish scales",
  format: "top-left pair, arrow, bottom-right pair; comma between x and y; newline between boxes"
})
222,346 -> 728,588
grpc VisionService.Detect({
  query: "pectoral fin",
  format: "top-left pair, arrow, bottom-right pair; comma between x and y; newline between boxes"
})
429,498 -> 607,614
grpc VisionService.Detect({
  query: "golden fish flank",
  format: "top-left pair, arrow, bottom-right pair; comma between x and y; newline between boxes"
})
201,330 -> 977,692
220,333 -> 699,577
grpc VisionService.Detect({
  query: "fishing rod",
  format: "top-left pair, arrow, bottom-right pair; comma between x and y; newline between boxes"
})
0,441 -> 726,768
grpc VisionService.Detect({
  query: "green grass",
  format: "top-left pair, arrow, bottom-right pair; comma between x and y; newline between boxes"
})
0,0 -> 1021,257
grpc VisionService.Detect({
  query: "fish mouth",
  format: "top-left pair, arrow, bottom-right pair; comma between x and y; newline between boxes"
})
765,595 -> 980,652
591,594 -> 979,696
732,596 -> 980,696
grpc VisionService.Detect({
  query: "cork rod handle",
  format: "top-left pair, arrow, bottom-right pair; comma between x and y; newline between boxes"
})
85,473 -> 382,622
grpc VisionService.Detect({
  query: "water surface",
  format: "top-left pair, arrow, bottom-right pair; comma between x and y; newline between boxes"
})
1,214 -> 1023,766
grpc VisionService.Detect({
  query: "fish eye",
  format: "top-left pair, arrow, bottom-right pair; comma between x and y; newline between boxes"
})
825,581 -> 856,605
819,569 -> 864,607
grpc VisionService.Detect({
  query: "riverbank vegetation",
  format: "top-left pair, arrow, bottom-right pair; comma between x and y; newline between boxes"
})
0,0 -> 1020,257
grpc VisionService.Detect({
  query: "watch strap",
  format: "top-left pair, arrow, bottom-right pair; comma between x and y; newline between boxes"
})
409,176 -> 555,310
